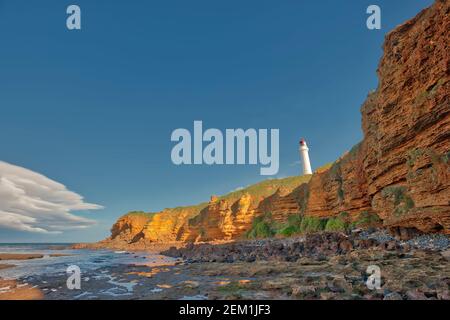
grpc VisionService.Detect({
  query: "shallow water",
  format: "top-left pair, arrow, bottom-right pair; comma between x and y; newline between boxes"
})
0,243 -> 175,280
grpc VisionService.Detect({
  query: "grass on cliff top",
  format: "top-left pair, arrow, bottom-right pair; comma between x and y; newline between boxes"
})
121,163 -> 332,223
121,211 -> 156,219
164,202 -> 209,219
218,162 -> 335,204
217,172 -> 321,205
123,203 -> 209,221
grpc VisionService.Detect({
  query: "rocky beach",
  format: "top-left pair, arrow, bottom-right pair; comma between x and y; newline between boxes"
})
1,230 -> 448,300
0,254 -> 47,300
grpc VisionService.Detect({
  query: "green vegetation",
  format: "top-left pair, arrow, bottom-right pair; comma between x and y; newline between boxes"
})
381,186 -> 415,217
329,161 -> 345,202
315,162 -> 333,173
219,175 -> 312,206
169,203 -> 209,227
443,151 -> 450,164
349,142 -> 362,158
415,91 -> 429,107
246,213 -> 276,239
300,216 -> 327,233
406,148 -> 444,168
406,148 -> 449,184
429,78 -> 446,95
248,209 -> 386,238
170,203 -> 209,214
407,149 -> 424,167
124,202 -> 209,226
329,161 -> 341,178
124,168 -> 334,232
123,211 -> 155,219
324,218 -> 346,232
248,213 -> 332,238
191,175 -> 314,227
277,225 -> 299,237
276,214 -> 302,237
415,78 -> 446,108
298,186 -> 310,214
352,211 -> 381,228
362,90 -> 379,114
337,188 -> 345,201
338,211 -> 350,220
325,213 -> 349,232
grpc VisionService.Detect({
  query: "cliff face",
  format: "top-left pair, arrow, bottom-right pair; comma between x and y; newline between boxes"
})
142,205 -> 205,242
100,176 -> 311,247
303,0 -> 449,234
364,0 -> 449,233
110,214 -> 150,242
305,143 -> 371,220
99,0 -> 449,248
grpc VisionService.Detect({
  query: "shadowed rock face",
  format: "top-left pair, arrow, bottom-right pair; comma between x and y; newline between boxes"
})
110,215 -> 150,241
304,0 -> 449,233
364,0 -> 450,233
97,1 -> 449,247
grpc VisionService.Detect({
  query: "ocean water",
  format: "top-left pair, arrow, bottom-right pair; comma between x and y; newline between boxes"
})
0,243 -> 173,280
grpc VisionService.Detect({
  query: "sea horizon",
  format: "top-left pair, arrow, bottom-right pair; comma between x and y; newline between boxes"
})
0,242 -> 76,245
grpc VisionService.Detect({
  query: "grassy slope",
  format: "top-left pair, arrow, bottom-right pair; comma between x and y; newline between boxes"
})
121,163 -> 333,222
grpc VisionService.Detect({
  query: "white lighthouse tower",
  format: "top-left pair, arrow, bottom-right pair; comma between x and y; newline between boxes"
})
299,138 -> 313,175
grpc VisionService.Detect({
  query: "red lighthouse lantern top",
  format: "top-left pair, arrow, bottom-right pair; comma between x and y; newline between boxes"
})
299,138 -> 306,146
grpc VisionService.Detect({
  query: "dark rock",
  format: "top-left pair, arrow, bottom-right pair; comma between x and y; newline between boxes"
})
385,241 -> 398,251
339,240 -> 353,253
383,292 -> 403,300
406,289 -> 428,300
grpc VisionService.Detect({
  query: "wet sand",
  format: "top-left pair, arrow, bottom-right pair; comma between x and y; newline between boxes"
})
0,264 -> 15,270
0,261 -> 43,300
0,278 -> 44,300
0,252 -> 72,300
0,253 -> 44,260
0,251 -> 180,300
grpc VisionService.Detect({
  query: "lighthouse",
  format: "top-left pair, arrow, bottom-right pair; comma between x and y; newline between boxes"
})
299,139 -> 312,175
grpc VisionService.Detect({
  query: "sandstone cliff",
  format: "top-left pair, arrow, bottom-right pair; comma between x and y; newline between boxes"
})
100,175 -> 312,248
302,0 -> 449,234
95,0 -> 449,248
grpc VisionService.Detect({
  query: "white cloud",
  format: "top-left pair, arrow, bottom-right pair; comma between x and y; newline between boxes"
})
289,160 -> 301,167
0,161 -> 103,234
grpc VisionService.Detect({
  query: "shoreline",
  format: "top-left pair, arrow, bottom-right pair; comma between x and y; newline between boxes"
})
0,262 -> 43,300
71,241 -> 184,253
0,278 -> 44,300
1,230 -> 449,300
0,264 -> 15,270
0,253 -> 45,261
0,252 -> 69,300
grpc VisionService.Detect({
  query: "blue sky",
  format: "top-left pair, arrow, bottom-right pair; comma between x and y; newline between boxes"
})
0,0 -> 433,242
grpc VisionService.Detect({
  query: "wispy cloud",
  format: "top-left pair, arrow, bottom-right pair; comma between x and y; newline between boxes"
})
289,160 -> 301,167
0,161 -> 103,234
